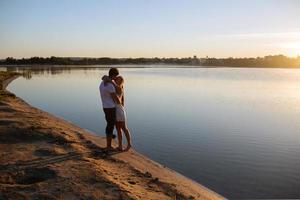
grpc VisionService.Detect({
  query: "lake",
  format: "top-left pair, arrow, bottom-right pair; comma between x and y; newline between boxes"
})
4,65 -> 300,198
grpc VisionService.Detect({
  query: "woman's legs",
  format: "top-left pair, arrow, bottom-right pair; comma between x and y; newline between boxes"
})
121,122 -> 132,151
116,121 -> 132,151
116,122 -> 123,150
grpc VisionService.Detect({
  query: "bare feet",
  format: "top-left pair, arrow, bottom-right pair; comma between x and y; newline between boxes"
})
117,146 -> 123,151
104,146 -> 115,152
125,144 -> 131,151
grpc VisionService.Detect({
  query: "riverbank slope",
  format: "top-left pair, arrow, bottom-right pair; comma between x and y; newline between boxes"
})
0,72 -> 224,200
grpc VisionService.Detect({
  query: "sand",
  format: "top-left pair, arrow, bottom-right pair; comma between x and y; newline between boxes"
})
0,72 -> 225,200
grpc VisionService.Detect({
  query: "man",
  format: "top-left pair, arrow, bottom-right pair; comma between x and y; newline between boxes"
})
99,68 -> 121,151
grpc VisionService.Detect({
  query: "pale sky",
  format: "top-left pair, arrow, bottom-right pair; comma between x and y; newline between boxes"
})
0,0 -> 300,59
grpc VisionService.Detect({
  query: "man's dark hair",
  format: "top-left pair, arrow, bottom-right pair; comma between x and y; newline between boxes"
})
109,68 -> 119,77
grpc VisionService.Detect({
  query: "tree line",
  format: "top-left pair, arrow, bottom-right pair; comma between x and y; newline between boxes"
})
1,55 -> 300,67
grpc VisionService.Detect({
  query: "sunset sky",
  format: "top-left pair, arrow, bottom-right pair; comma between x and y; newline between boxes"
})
1,0 -> 300,59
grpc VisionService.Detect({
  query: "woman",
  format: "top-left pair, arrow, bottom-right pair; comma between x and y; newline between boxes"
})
102,75 -> 132,151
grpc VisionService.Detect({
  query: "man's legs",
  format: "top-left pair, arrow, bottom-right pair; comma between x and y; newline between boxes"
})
103,108 -> 116,150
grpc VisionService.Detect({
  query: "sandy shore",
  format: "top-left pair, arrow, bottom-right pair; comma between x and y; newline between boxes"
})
0,72 -> 225,200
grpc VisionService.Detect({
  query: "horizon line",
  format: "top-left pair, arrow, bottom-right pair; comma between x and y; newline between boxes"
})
2,54 -> 300,60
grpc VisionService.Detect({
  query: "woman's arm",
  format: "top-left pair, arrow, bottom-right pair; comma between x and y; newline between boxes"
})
110,92 -> 121,105
109,81 -> 122,95
121,93 -> 124,106
113,83 -> 122,95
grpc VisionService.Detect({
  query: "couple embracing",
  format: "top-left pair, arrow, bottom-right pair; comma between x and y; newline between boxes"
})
99,68 -> 132,152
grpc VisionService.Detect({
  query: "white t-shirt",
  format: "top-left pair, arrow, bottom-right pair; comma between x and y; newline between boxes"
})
99,81 -> 116,108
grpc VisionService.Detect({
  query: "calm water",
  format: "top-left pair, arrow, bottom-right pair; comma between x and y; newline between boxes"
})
5,66 -> 300,198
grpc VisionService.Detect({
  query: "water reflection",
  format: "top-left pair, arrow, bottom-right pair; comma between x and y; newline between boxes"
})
3,66 -> 111,80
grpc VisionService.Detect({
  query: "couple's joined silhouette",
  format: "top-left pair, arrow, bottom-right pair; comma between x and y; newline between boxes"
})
99,68 -> 132,152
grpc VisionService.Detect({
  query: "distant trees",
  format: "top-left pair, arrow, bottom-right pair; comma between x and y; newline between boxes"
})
201,55 -> 300,68
3,56 -> 73,65
2,55 -> 300,68
2,56 -> 201,66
